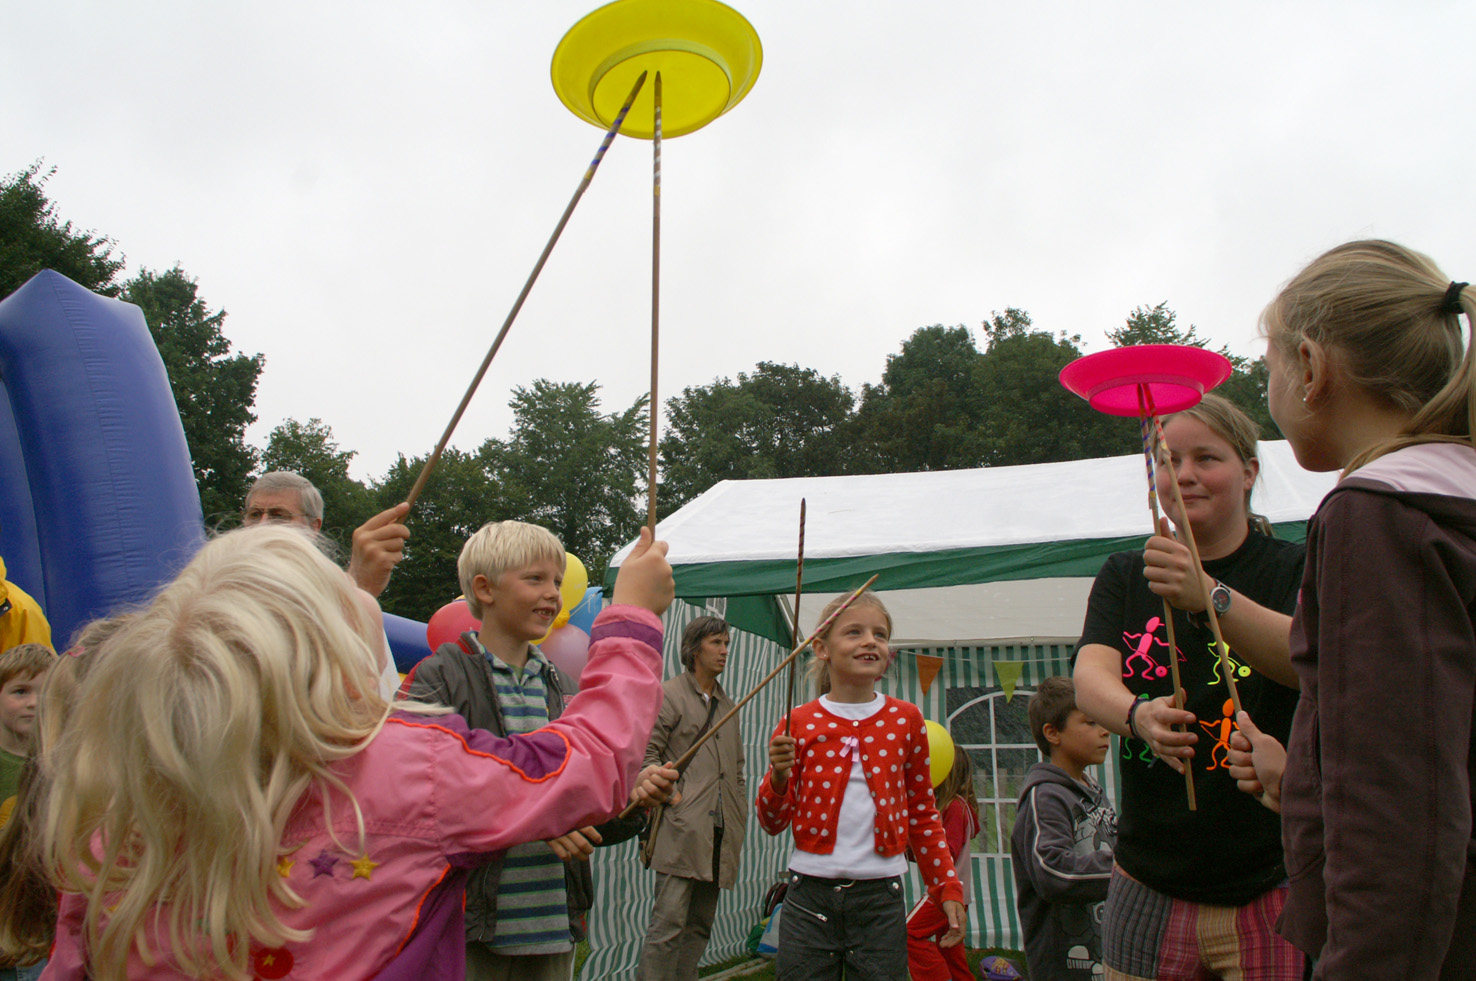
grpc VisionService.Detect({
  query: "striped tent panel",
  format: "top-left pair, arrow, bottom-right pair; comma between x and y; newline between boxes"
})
580,617 -> 1120,977
580,600 -> 795,981
877,642 -> 1120,952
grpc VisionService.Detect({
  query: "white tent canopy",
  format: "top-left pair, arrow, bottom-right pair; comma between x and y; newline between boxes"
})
608,441 -> 1337,646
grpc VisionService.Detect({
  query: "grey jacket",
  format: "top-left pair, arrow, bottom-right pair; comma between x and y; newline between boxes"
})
642,671 -> 746,887
402,633 -> 645,943
1010,762 -> 1116,981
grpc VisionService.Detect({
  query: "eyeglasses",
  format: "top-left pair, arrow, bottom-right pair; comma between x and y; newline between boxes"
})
243,507 -> 309,524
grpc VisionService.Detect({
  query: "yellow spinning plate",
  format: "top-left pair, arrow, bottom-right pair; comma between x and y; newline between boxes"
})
552,0 -> 762,139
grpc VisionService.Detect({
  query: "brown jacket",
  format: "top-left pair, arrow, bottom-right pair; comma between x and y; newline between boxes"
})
1280,445 -> 1476,980
643,671 -> 746,887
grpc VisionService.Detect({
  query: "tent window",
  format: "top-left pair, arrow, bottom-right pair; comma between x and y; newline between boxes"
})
947,688 -> 1040,858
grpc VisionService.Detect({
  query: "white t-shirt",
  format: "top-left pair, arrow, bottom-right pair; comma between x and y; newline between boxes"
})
788,693 -> 909,880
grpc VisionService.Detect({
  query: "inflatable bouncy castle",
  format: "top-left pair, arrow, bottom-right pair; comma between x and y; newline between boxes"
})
0,270 -> 429,665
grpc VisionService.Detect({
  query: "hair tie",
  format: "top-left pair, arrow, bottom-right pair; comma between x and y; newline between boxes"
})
1442,281 -> 1468,316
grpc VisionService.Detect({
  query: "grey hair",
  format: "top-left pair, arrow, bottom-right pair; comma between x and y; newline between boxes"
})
245,471 -> 324,524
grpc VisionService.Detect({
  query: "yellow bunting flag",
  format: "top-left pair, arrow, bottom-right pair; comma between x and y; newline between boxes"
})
993,660 -> 1024,702
916,654 -> 944,695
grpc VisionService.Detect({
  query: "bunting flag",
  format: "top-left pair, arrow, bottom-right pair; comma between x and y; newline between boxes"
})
993,660 -> 1024,702
916,654 -> 945,695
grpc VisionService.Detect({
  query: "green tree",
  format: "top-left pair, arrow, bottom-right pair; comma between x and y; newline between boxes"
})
975,309 -> 1133,465
123,266 -> 263,522
660,362 -> 855,511
488,380 -> 647,585
848,324 -> 988,472
375,446 -> 502,621
1108,303 -> 1278,438
262,417 -> 377,550
0,162 -> 124,300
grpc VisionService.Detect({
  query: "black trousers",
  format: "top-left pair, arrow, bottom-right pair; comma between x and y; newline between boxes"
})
777,872 -> 906,981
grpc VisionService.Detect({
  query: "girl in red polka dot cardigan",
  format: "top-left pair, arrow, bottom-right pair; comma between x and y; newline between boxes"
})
755,591 -> 965,981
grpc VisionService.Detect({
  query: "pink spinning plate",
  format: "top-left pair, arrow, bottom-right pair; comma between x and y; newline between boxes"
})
1059,344 -> 1232,417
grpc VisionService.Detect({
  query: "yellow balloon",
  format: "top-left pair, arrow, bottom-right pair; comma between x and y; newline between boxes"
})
924,720 -> 956,789
551,0 -> 763,140
561,553 -> 589,615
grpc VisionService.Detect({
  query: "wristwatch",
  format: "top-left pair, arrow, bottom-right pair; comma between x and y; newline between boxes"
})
1209,580 -> 1231,616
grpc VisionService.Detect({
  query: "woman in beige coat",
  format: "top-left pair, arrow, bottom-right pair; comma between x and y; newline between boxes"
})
637,616 -> 748,981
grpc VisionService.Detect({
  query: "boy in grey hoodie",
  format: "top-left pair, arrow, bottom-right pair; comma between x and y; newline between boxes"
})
1011,676 -> 1117,981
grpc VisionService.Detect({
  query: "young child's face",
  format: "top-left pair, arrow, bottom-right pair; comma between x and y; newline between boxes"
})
476,557 -> 565,645
815,604 -> 891,684
0,671 -> 43,753
1052,709 -> 1111,768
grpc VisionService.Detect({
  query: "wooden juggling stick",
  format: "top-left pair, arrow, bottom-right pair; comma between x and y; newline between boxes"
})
404,71 -> 648,509
784,499 -> 806,736
645,72 -> 663,529
619,573 -> 880,821
1144,388 -> 1243,717
1137,386 -> 1196,810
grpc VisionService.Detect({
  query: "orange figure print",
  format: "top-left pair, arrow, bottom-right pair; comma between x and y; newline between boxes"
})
1198,699 -> 1237,770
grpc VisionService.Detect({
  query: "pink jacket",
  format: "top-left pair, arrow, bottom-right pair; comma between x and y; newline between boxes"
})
42,606 -> 664,981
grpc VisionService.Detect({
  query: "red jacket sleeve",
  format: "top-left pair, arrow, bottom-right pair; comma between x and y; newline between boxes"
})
754,714 -> 797,835
901,706 -> 965,908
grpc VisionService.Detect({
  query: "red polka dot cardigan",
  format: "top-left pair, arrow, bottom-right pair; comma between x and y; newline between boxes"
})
754,696 -> 965,908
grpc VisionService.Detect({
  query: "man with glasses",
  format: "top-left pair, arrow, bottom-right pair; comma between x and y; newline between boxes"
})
242,471 -> 409,598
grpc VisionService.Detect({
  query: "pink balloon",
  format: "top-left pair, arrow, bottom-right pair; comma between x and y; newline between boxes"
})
427,599 -> 480,653
539,625 -> 591,689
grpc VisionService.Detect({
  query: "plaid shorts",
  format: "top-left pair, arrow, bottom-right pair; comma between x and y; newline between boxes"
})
1102,866 -> 1306,981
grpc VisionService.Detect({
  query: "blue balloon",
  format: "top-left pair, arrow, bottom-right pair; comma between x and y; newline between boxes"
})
566,585 -> 604,636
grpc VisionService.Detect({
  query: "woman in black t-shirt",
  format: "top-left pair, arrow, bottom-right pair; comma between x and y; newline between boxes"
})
1073,395 -> 1307,981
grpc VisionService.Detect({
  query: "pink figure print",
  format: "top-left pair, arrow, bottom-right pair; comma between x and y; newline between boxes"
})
1198,698 -> 1237,770
1122,617 -> 1170,680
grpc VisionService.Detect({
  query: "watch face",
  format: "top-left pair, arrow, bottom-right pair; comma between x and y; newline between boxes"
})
1211,583 -> 1231,615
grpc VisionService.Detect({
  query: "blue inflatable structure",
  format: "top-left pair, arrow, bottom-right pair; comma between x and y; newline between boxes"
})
0,270 -> 431,668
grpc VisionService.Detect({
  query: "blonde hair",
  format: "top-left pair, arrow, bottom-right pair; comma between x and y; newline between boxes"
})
1262,239 -> 1475,472
40,525 -> 440,981
934,746 -> 979,827
1160,393 -> 1273,537
0,622 -> 121,967
457,521 -> 565,619
808,590 -> 893,697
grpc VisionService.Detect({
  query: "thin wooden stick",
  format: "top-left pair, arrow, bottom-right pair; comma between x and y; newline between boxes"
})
404,71 -> 648,509
619,572 -> 880,819
1138,387 -> 1196,810
1146,390 -> 1243,716
784,499 -> 807,735
645,72 -> 662,529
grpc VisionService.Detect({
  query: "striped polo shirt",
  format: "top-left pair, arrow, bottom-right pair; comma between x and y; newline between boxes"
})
478,641 -> 572,954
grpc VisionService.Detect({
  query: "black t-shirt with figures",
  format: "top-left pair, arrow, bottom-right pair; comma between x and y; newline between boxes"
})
1075,530 -> 1305,906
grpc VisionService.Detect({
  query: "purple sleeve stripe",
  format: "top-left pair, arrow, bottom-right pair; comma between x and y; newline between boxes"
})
392,718 -> 573,783
589,617 -> 662,650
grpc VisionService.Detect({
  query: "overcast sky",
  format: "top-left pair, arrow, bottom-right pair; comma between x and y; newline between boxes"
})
6,1 -> 1474,482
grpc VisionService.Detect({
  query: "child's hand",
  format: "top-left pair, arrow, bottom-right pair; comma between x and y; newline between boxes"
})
939,900 -> 966,948
1227,711 -> 1285,813
768,734 -> 797,791
547,826 -> 602,862
1134,690 -> 1198,774
630,762 -> 681,808
612,527 -> 674,615
1142,517 -> 1213,612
